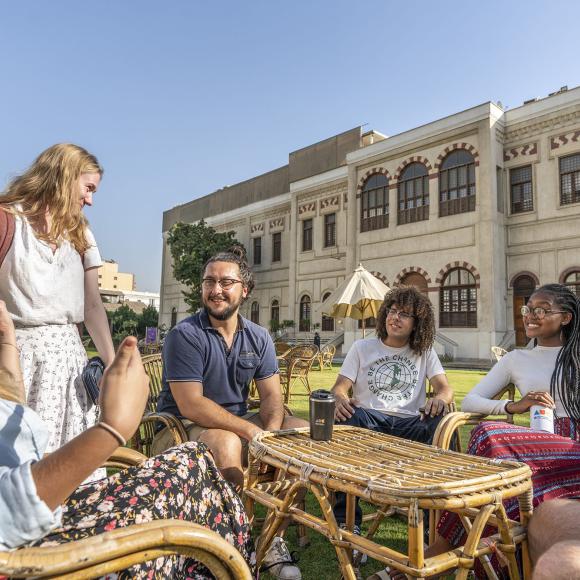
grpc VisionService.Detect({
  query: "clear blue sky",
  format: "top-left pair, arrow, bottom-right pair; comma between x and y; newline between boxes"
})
1,0 -> 579,292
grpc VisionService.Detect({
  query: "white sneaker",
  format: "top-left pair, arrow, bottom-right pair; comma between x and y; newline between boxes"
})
261,536 -> 302,579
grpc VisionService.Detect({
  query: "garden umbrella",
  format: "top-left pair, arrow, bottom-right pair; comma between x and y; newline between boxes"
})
317,264 -> 390,337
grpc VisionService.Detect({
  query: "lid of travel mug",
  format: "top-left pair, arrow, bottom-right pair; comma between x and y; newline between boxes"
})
310,389 -> 335,401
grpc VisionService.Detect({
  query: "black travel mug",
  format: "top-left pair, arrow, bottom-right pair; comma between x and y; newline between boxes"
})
309,390 -> 336,441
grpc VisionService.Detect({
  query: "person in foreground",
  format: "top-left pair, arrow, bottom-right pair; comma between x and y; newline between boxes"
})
0,144 -> 114,453
0,300 -> 255,578
330,286 -> 454,535
155,246 -> 307,579
429,283 -> 580,578
528,499 -> 580,580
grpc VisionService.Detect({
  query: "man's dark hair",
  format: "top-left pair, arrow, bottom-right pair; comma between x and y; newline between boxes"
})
376,286 -> 435,355
202,245 -> 255,299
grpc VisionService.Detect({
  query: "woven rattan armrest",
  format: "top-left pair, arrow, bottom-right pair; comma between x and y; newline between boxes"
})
0,520 -> 252,579
105,447 -> 148,469
142,412 -> 188,443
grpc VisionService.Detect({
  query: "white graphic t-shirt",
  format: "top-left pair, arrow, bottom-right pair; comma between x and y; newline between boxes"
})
339,337 -> 445,417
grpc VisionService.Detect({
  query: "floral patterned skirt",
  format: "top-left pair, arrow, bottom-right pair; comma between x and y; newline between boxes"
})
29,442 -> 256,579
16,324 -> 95,453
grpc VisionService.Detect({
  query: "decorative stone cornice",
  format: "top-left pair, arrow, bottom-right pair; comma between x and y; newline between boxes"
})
357,167 -> 391,193
298,201 -> 316,216
550,129 -> 580,150
319,195 -> 340,214
269,217 -> 285,232
435,261 -> 481,287
504,109 -> 580,143
393,266 -> 432,285
433,143 -> 480,171
503,142 -> 538,162
393,156 -> 433,181
250,222 -> 264,236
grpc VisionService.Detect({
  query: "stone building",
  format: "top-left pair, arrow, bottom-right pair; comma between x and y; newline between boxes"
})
160,86 -> 580,360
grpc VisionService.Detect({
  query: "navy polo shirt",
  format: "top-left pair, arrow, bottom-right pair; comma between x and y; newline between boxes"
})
156,310 -> 279,418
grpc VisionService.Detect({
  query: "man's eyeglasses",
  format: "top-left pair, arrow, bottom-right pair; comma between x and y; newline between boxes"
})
386,308 -> 415,321
201,278 -> 243,290
520,305 -> 566,320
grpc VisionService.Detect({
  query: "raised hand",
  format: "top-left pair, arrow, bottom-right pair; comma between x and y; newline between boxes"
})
99,336 -> 149,441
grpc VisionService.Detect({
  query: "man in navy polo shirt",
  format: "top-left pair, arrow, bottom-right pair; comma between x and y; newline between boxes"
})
155,247 -> 306,579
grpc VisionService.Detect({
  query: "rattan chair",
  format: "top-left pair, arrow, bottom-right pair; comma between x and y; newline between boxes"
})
491,346 -> 508,362
279,344 -> 319,403
127,353 -> 188,456
0,449 -> 252,580
274,341 -> 292,357
313,343 -> 336,371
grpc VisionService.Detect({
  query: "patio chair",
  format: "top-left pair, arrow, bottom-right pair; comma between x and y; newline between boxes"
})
313,343 -> 336,371
279,344 -> 319,403
0,449 -> 253,580
491,345 -> 508,362
274,341 -> 292,357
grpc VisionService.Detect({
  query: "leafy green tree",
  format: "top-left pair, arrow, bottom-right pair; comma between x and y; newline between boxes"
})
137,304 -> 159,337
167,220 -> 243,312
107,304 -> 139,345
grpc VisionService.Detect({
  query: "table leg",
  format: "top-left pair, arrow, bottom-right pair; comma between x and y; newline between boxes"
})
255,479 -> 304,567
408,499 -> 424,570
310,483 -> 359,580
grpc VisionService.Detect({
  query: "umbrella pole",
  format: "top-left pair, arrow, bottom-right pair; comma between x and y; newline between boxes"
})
362,316 -> 366,339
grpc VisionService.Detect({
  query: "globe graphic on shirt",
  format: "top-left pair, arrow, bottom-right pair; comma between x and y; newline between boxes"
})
369,360 -> 416,402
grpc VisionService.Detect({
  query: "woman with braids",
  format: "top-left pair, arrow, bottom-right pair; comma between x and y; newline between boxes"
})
0,144 -> 114,454
331,286 -> 454,534
427,283 -> 580,579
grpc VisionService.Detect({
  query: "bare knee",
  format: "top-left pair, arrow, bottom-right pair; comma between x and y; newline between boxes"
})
533,541 -> 580,580
199,429 -> 243,466
282,415 -> 308,429
529,499 -> 580,563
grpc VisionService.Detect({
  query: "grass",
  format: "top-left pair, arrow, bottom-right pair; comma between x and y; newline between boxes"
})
261,365 -> 528,580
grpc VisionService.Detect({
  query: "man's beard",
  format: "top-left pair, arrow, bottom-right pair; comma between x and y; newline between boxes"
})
203,296 -> 242,321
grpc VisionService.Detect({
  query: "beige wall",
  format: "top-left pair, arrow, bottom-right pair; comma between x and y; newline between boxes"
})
97,261 -> 135,292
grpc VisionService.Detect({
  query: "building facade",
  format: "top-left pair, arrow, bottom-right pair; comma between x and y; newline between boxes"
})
160,87 -> 580,360
97,260 -> 136,292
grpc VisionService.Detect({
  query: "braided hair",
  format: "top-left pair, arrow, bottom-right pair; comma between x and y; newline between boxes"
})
538,283 -> 580,421
202,245 -> 255,300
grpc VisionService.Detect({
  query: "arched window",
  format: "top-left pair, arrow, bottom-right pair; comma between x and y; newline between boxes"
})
400,272 -> 428,295
564,270 -> 580,297
439,150 -> 476,217
361,174 -> 389,232
271,299 -> 280,325
250,301 -> 260,325
440,268 -> 477,327
321,292 -> 334,332
398,163 -> 429,225
170,307 -> 177,328
299,295 -> 311,332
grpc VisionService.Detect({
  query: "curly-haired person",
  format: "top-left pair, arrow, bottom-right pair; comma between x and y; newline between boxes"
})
331,286 -> 453,532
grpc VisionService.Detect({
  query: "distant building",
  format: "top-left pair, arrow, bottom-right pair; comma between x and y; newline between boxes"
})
97,260 -> 135,292
161,86 -> 580,361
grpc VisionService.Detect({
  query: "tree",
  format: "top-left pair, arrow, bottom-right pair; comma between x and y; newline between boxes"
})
107,304 -> 139,346
167,220 -> 244,312
137,304 -> 159,337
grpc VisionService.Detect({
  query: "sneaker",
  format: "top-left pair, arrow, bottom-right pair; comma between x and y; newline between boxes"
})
339,523 -> 367,565
261,536 -> 302,579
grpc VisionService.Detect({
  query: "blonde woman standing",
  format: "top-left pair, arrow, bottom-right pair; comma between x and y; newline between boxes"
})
0,144 -> 114,452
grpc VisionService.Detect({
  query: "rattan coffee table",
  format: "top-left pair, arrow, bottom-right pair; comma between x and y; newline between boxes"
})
244,426 -> 532,579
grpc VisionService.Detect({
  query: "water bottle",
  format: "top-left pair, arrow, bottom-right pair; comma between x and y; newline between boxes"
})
309,390 -> 335,441
530,405 -> 554,433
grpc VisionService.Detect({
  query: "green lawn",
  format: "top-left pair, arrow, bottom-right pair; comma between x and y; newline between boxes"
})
262,365 -> 527,580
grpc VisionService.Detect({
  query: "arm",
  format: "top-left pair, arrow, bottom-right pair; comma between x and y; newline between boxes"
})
424,373 -> 454,417
255,373 -> 284,431
31,336 -> 149,509
331,374 -> 357,421
461,355 -> 513,415
170,381 -> 262,441
0,300 -> 24,404
83,267 -> 115,366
